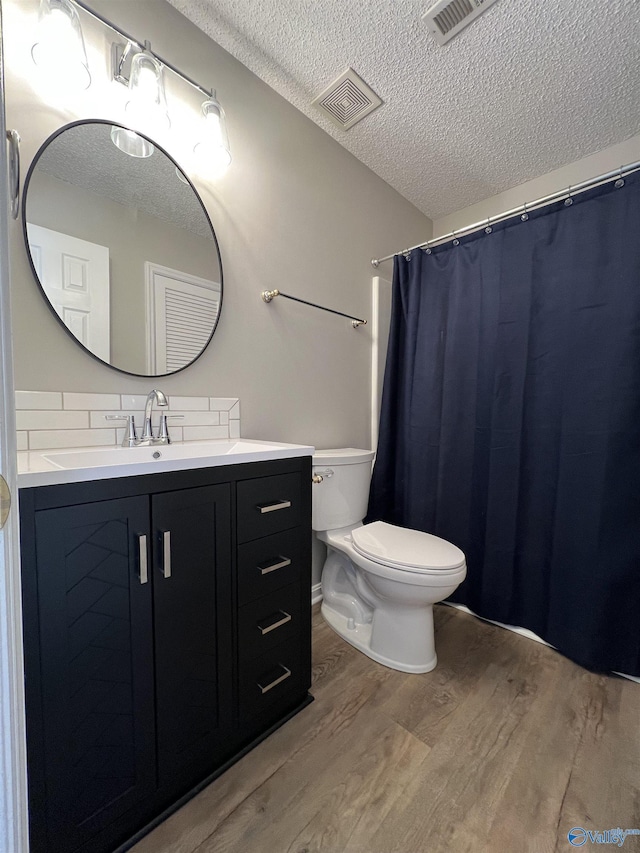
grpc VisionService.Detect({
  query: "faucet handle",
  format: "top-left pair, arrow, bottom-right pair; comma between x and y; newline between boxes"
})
159,414 -> 184,443
105,414 -> 138,447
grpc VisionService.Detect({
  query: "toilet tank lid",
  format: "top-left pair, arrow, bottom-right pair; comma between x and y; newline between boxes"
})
313,448 -> 375,466
352,521 -> 466,571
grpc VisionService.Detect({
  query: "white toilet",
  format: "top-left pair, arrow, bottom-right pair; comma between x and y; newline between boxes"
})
312,448 -> 467,673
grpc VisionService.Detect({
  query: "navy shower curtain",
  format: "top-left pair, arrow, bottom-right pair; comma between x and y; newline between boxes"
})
368,172 -> 640,675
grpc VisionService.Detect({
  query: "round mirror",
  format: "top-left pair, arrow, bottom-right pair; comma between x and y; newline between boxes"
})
22,120 -> 223,376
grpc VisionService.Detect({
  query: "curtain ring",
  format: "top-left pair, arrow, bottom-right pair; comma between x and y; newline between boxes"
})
403,248 -> 411,260
615,165 -> 625,189
485,216 -> 492,234
521,201 -> 529,222
564,185 -> 573,206
424,239 -> 432,255
452,230 -> 460,247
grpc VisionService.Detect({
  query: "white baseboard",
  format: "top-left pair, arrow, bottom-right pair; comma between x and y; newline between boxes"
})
311,583 -> 323,606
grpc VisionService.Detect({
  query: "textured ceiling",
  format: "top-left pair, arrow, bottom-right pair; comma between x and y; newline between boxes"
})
166,0 -> 640,220
30,123 -> 215,239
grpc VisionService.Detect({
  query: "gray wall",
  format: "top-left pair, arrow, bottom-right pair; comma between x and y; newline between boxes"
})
5,0 -> 431,451
433,134 -> 640,237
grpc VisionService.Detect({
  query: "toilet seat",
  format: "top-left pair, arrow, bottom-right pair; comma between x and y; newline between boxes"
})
351,521 -> 466,575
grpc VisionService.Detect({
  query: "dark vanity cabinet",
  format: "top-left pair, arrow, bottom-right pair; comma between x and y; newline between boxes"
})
19,457 -> 312,853
235,473 -> 310,734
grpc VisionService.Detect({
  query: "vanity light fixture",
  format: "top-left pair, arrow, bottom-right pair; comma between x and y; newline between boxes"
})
193,95 -> 232,177
111,42 -> 170,158
30,0 -> 233,173
110,126 -> 155,159
175,166 -> 190,185
31,0 -> 91,90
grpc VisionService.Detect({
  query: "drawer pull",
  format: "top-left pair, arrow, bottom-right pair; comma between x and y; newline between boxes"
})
137,534 -> 148,585
257,610 -> 292,635
257,665 -> 291,694
257,556 -> 292,575
257,499 -> 291,514
161,530 -> 171,579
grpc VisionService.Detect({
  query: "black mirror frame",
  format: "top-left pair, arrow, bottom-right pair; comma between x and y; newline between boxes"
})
21,118 -> 224,378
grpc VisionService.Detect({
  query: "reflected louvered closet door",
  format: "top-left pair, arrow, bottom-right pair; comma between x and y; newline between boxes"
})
145,262 -> 221,374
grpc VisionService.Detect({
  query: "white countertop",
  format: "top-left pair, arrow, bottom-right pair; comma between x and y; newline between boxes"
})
17,438 -> 315,489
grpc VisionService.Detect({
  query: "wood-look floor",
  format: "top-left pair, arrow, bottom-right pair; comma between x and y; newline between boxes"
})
131,605 -> 640,853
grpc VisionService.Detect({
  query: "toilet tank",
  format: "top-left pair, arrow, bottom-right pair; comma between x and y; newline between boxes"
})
312,448 -> 375,532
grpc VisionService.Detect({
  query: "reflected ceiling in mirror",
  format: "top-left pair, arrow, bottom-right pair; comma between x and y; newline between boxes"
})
22,120 -> 223,376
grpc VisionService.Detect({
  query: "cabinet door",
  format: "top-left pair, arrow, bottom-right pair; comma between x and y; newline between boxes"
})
34,497 -> 154,853
152,484 -> 232,797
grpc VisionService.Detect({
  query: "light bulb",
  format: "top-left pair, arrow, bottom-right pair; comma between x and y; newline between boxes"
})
134,64 -> 160,101
193,97 -> 231,178
123,51 -> 170,136
31,0 -> 91,90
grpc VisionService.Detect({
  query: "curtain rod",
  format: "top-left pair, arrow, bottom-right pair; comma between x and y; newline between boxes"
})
261,290 -> 367,328
371,159 -> 640,267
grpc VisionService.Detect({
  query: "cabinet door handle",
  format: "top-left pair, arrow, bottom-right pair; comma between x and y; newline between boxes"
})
161,530 -> 171,578
257,610 -> 292,635
257,665 -> 291,694
138,534 -> 148,585
257,499 -> 291,514
257,556 -> 292,575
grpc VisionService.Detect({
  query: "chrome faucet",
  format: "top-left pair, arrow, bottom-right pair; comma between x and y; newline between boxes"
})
106,389 -> 183,447
141,389 -> 168,443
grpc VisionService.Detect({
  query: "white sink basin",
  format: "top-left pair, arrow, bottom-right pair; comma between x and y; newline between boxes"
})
17,437 -> 314,488
41,439 -> 293,469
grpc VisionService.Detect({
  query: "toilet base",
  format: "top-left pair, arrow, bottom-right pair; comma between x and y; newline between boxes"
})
321,601 -> 438,674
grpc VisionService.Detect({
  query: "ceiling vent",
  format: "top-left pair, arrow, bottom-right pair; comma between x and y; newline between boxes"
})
312,68 -> 383,131
423,0 -> 500,45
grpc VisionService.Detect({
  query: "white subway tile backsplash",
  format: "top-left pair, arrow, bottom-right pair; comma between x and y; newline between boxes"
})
210,398 -> 238,411
90,411 -> 143,429
16,410 -> 89,431
64,392 -> 121,410
16,391 -> 62,410
16,391 -> 241,453
121,395 -> 149,411
169,396 -> 209,411
177,412 -> 221,427
182,425 -> 229,442
29,429 -> 116,450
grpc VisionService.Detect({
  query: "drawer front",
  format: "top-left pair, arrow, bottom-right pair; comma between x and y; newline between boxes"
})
238,583 -> 301,662
237,527 -> 304,605
239,638 -> 305,720
237,473 -> 302,542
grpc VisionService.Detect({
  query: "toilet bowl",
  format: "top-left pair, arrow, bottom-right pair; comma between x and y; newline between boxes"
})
313,449 -> 466,673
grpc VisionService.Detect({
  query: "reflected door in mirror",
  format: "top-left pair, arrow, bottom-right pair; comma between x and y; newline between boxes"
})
26,224 -> 110,362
